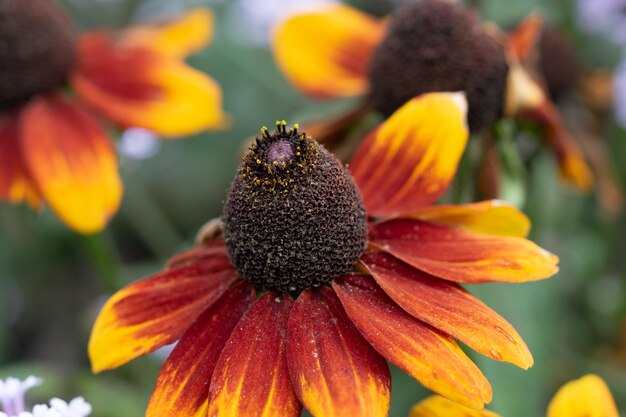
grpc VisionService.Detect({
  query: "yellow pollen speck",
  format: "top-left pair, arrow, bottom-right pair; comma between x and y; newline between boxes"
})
294,123 -> 299,129
273,161 -> 279,166
256,159 -> 261,164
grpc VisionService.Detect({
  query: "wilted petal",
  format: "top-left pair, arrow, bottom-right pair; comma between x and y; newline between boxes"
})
207,293 -> 301,417
0,114 -> 41,208
72,32 -> 226,137
405,200 -> 530,237
272,4 -> 385,98
546,374 -> 619,417
333,274 -> 492,409
89,254 -> 238,372
410,396 -> 502,417
360,252 -> 533,369
369,218 -> 559,283
350,93 -> 469,217
287,287 -> 391,417
19,95 -> 122,234
146,282 -> 255,417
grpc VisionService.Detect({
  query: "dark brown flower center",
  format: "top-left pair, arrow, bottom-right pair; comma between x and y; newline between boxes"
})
0,0 -> 77,109
367,0 -> 508,132
223,122 -> 367,293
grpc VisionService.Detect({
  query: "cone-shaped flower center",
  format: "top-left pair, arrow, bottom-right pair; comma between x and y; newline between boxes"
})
0,0 -> 76,109
367,0 -> 508,132
223,122 -> 367,293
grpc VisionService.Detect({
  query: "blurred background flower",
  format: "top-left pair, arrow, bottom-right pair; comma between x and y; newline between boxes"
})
1,1 -> 626,417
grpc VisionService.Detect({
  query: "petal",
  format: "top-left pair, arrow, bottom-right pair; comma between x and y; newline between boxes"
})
405,200 -> 531,237
207,293 -> 301,417
506,14 -> 543,62
350,93 -> 469,216
18,95 -> 122,234
0,114 -> 41,208
287,287 -> 391,417
165,239 -> 228,269
546,374 -> 619,417
146,282 -> 255,417
410,396 -> 502,417
369,218 -> 559,283
360,252 -> 533,369
333,274 -> 492,409
120,8 -> 213,57
272,4 -> 385,99
89,253 -> 238,372
519,99 -> 593,190
71,32 -> 226,137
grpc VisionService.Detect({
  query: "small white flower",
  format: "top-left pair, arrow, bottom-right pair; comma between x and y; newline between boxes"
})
48,398 -> 91,417
118,128 -> 161,160
0,377 -> 90,417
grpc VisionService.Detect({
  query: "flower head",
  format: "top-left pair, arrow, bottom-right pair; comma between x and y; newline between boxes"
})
89,93 -> 559,417
0,1 -> 225,234
409,374 -> 619,417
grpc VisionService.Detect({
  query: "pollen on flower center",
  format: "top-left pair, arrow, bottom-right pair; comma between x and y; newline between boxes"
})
223,121 -> 367,293
0,0 -> 77,109
367,0 -> 508,132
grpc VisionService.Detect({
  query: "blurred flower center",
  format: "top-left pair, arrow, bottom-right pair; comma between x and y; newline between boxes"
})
0,0 -> 76,109
223,122 -> 367,293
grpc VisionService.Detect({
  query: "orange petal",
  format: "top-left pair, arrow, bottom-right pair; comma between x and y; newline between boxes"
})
89,252 -> 238,373
333,274 -> 492,409
546,374 -> 619,417
519,99 -> 594,190
0,114 -> 41,208
72,32 -> 226,137
369,218 -> 559,283
406,200 -> 531,237
506,13 -> 543,62
360,252 -> 533,369
350,93 -> 469,217
120,8 -> 213,57
207,293 -> 301,417
146,282 -> 255,417
272,4 -> 385,99
410,396 -> 502,417
18,95 -> 122,234
287,287 -> 391,417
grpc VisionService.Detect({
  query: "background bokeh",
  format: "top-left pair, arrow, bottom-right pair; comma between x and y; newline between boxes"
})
1,0 -> 626,416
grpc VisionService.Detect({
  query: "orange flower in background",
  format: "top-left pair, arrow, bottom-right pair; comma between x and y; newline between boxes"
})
89,93 -> 558,417
272,0 -> 594,191
409,374 -> 619,417
0,0 -> 226,234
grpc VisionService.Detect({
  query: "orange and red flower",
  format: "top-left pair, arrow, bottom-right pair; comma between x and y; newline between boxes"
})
409,374 -> 619,417
89,93 -> 558,417
271,1 -> 594,191
0,0 -> 226,234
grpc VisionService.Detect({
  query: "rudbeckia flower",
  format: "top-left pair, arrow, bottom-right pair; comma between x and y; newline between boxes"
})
272,0 -> 593,191
89,93 -> 558,417
409,374 -> 619,417
0,0 -> 226,234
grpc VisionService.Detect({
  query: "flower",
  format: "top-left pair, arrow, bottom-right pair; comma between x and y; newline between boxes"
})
272,0 -> 594,190
0,376 -> 91,417
0,0 -> 226,234
578,0 -> 626,46
408,374 -> 619,417
614,58 -> 626,128
89,93 -> 559,417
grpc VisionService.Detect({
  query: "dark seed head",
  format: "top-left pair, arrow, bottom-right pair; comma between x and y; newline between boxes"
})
0,0 -> 76,109
538,27 -> 582,101
223,122 -> 367,293
368,0 -> 508,132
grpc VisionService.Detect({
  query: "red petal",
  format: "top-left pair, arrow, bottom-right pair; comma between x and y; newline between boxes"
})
360,252 -> 533,369
0,114 -> 41,207
287,287 -> 390,417
349,93 -> 469,216
19,95 -> 122,233
207,292 -> 301,417
89,253 -> 238,372
333,274 -> 492,409
369,218 -> 559,283
146,282 -> 255,417
165,239 -> 229,269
